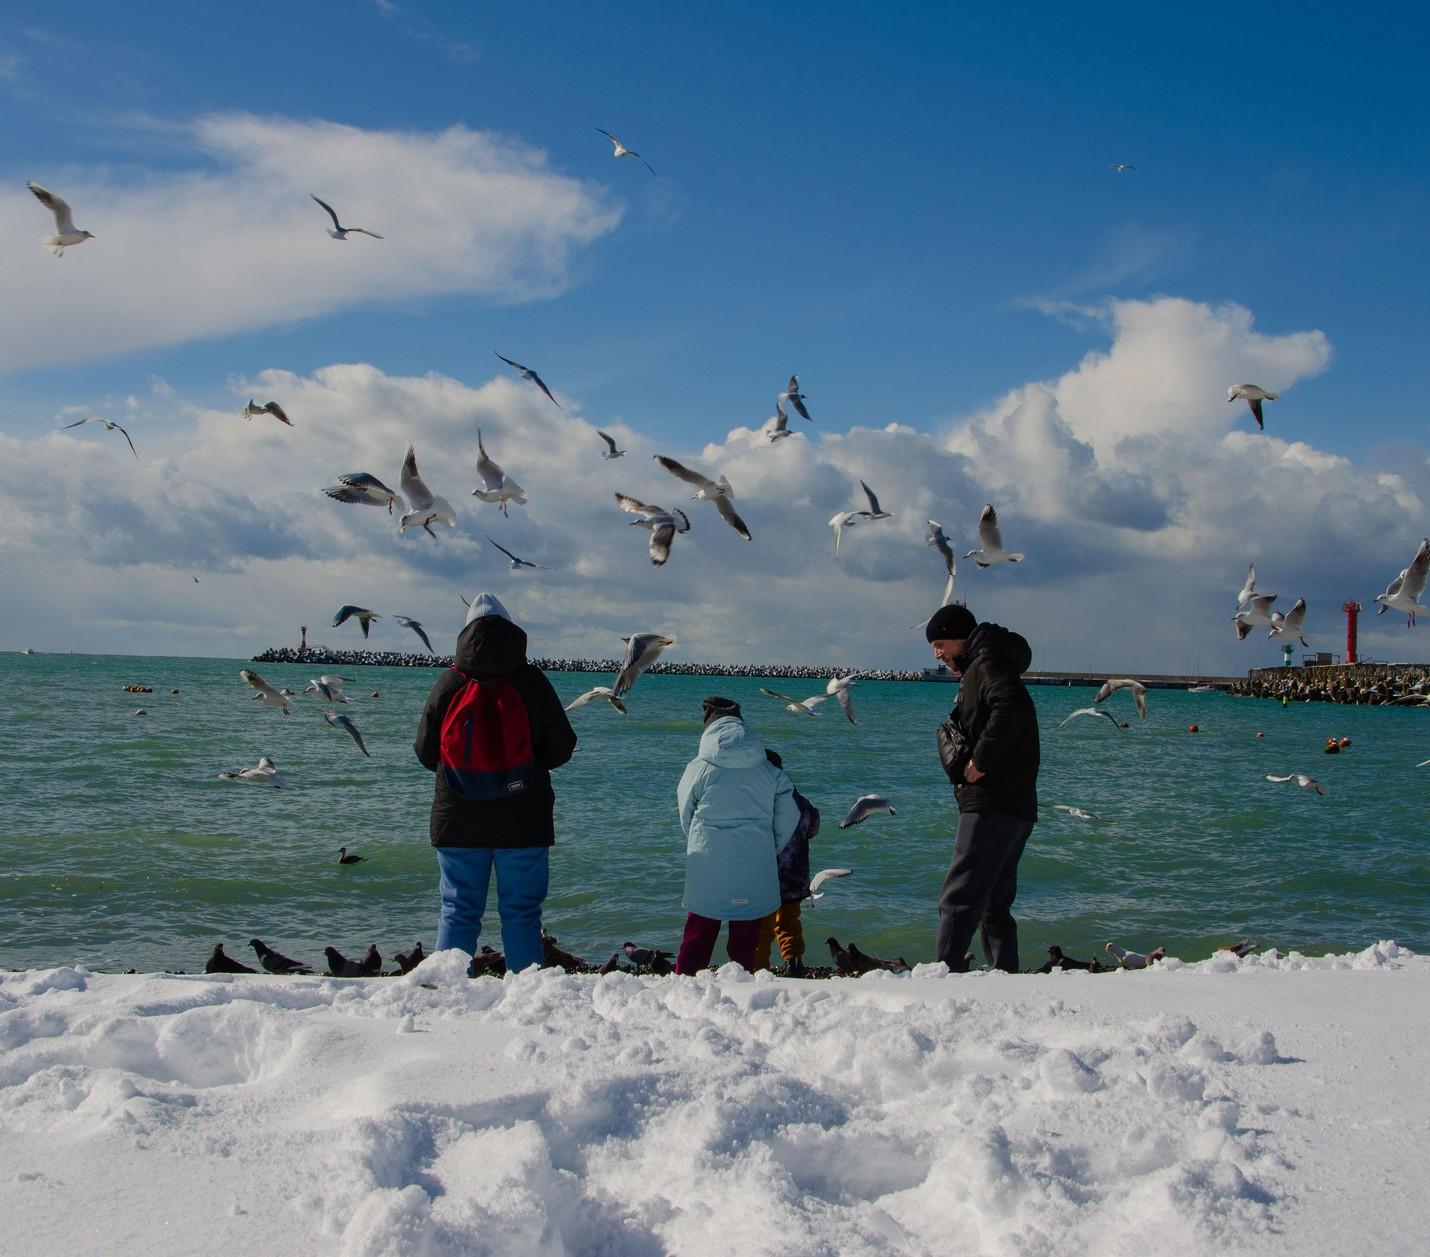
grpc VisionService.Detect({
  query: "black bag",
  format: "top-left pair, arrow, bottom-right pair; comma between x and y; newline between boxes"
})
936,713 -> 970,783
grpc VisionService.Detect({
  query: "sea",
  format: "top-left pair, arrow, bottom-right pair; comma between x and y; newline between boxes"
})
2,651 -> 1427,974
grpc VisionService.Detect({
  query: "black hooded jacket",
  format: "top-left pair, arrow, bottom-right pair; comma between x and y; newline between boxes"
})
413,614 -> 577,847
947,622 -> 1040,822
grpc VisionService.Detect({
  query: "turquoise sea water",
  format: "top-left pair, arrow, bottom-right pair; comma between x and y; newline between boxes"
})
2,651 -> 1427,973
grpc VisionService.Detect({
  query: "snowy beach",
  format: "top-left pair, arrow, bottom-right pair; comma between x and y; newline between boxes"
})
2,943 -> 1425,1256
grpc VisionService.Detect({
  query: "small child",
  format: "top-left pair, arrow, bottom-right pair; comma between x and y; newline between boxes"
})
754,748 -> 821,976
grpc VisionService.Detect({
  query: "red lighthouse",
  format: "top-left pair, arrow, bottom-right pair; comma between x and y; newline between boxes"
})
300,625 -> 309,652
1342,602 -> 1362,664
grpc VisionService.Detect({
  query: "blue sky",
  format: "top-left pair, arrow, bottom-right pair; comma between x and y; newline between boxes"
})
3,3 -> 1429,669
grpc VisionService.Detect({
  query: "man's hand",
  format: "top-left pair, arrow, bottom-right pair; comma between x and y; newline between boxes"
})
963,760 -> 985,783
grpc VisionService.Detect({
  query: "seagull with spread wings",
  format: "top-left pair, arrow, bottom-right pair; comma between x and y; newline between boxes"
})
965,504 -> 1024,567
1268,598 -> 1310,647
612,633 -> 677,698
1058,707 -> 1123,730
596,128 -> 656,174
397,444 -> 456,537
1227,384 -> 1277,431
565,687 -> 627,714
240,669 -> 292,715
597,430 -> 626,460
615,493 -> 691,566
242,399 -> 293,426
1093,678 -> 1147,720
759,687 -> 830,716
653,455 -> 751,540
927,519 -> 957,605
485,534 -> 550,570
780,375 -> 811,422
332,605 -> 380,638
59,417 -> 138,460
472,429 -> 527,516
27,181 -> 95,255
324,709 -> 371,757
395,616 -> 435,653
765,400 -> 792,442
494,352 -> 561,408
1375,538 -> 1430,627
311,194 -> 383,240
323,472 -> 404,514
1234,594 -> 1279,640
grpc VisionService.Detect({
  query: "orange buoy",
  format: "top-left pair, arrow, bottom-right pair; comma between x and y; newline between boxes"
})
1324,740 -> 1340,755
1188,724 -> 1199,733
1339,737 -> 1351,748
1255,731 -> 1265,739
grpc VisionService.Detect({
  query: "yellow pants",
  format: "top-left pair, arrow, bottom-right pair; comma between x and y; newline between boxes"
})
754,901 -> 805,970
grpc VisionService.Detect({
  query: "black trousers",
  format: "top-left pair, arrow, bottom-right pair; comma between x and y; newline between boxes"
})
936,809 -> 1033,973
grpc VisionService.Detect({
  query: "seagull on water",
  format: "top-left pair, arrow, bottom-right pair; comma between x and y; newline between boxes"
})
242,399 -> 293,426
311,194 -> 383,240
323,472 -> 404,514
564,687 -> 627,714
472,429 -> 527,516
1053,804 -> 1108,821
240,669 -> 292,715
1094,678 -> 1147,720
395,615 -> 435,653
1268,598 -> 1309,647
217,755 -> 288,788
808,868 -> 853,899
398,443 -> 457,537
304,675 -> 351,703
1058,707 -> 1123,730
825,673 -> 860,725
927,520 -> 957,605
59,416 -> 138,460
494,353 -> 561,409
765,401 -> 792,442
1266,773 -> 1325,796
966,504 -> 1024,567
1375,538 -> 1430,626
1234,594 -> 1279,640
615,494 -> 690,566
27,181 -> 95,255
759,687 -> 830,716
596,128 -> 655,174
839,794 -> 896,828
333,605 -> 380,638
325,709 -> 371,757
779,375 -> 811,422
1227,384 -> 1277,431
597,430 -> 626,460
612,633 -> 677,698
485,534 -> 550,570
654,455 -> 751,540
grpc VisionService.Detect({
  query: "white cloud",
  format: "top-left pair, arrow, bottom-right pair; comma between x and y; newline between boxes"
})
2,296 -> 1424,673
0,114 -> 622,371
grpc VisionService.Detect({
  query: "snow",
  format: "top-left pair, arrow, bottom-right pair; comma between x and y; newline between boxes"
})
2,944 -> 1427,1256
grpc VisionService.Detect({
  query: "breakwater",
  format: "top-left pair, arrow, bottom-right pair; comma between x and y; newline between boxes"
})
1233,662 -> 1430,706
250,646 -> 922,682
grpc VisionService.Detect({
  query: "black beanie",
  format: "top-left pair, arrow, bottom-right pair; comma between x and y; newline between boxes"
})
702,696 -> 742,726
925,604 -> 977,643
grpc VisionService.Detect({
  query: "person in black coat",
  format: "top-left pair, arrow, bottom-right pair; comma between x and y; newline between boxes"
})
926,603 -> 1040,972
413,593 -> 576,973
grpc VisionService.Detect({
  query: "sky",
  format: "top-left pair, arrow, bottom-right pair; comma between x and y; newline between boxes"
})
2,2 -> 1428,673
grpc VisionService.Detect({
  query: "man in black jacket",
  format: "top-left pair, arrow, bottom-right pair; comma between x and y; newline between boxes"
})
414,593 -> 576,973
926,604 -> 1039,972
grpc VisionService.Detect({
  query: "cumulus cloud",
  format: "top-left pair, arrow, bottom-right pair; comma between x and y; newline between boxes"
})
0,113 -> 622,371
2,296 -> 1424,672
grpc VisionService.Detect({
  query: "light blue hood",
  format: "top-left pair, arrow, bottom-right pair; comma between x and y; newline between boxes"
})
695,716 -> 768,769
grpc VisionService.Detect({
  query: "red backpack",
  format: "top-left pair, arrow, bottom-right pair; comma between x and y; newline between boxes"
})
438,669 -> 535,801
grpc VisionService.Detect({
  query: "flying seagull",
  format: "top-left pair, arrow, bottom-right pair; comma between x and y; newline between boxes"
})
596,128 -> 655,174
597,430 -> 626,460
808,868 -> 853,900
1109,163 -> 1135,172
324,709 -> 371,757
1234,593 -> 1279,640
615,493 -> 691,567
1058,707 -> 1123,730
395,615 -> 435,653
485,534 -> 550,570
857,481 -> 891,521
1375,538 -> 1430,626
494,353 -> 561,409
27,181 -> 95,255
240,669 -> 292,715
304,675 -> 350,703
472,429 -> 527,516
927,519 -> 957,605
839,794 -> 897,828
759,687 -> 830,716
765,401 -> 792,442
780,375 -> 811,422
217,755 -> 288,788
564,687 -> 627,714
311,194 -> 383,240
242,399 -> 293,426
1227,384 -> 1277,431
825,673 -> 860,725
59,416 -> 138,460
829,510 -> 863,556
1093,678 -> 1147,720
653,455 -> 751,540
323,472 -> 404,514
1266,772 -> 1326,796
612,632 -> 677,698
1236,563 -> 1261,610
1268,598 -> 1310,647
333,605 -> 380,637
398,443 -> 457,537
966,504 -> 1024,567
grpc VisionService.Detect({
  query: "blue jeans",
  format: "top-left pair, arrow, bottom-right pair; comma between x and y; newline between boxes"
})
436,846 -> 549,974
